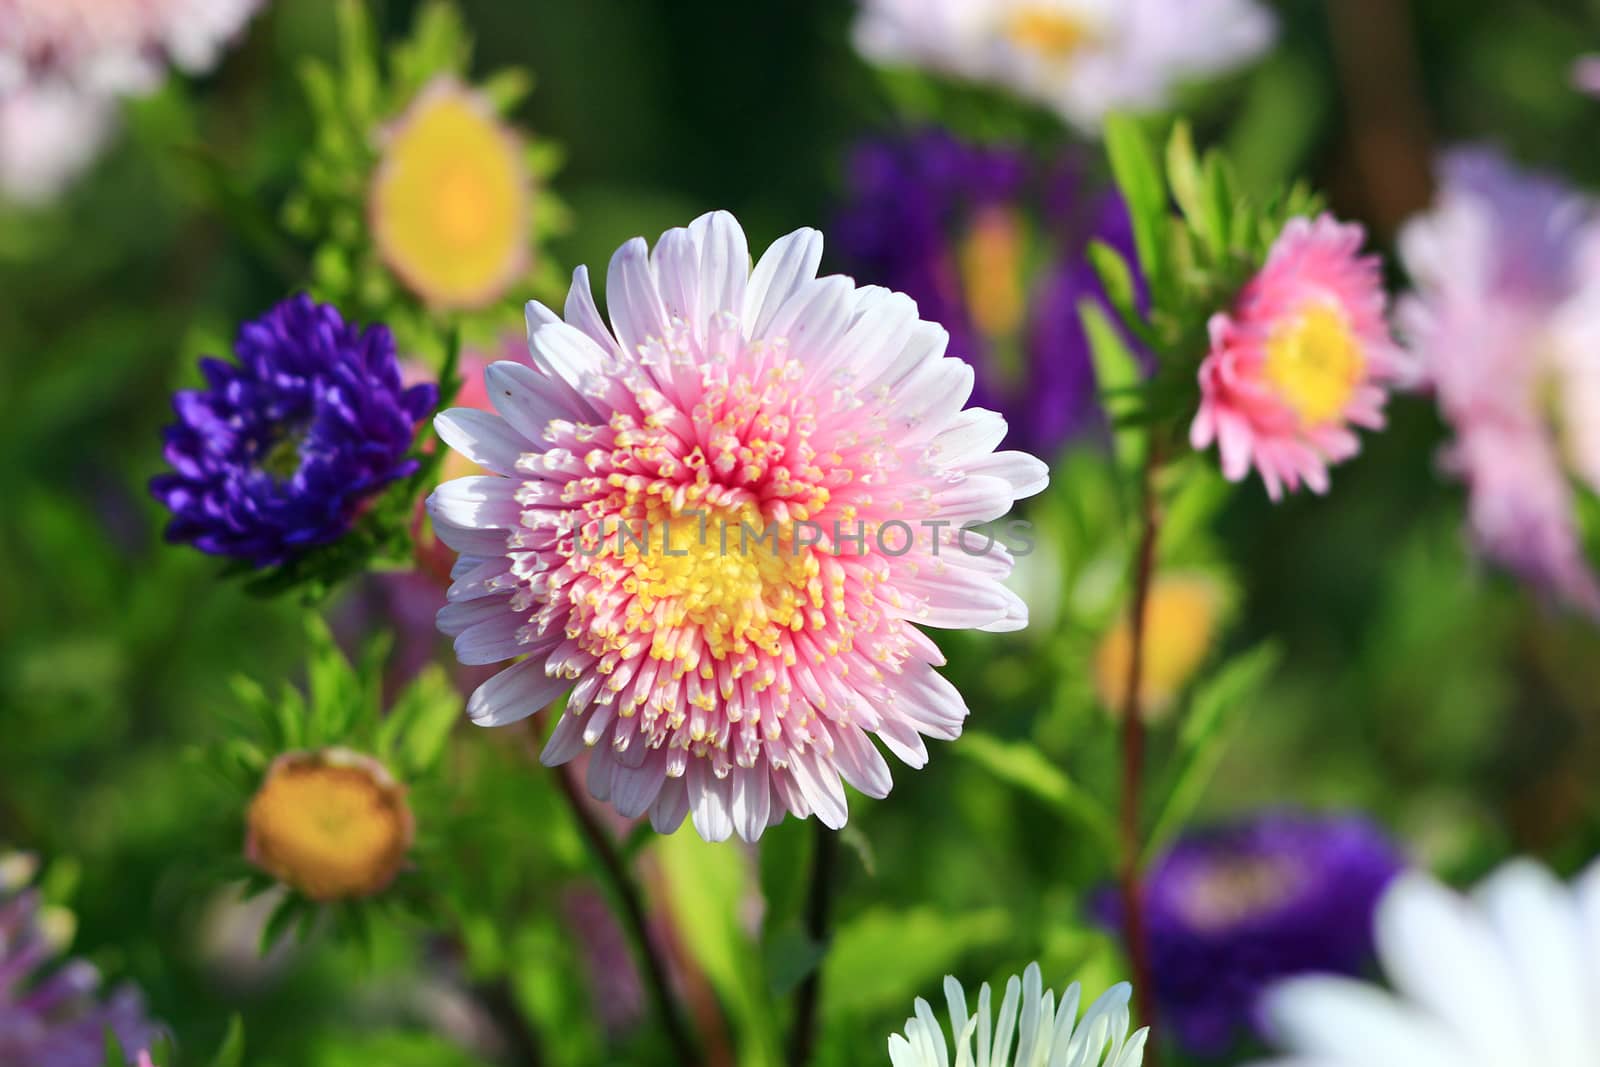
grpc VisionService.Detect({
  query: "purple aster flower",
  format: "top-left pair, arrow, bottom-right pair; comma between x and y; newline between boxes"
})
831,129 -> 1144,457
0,853 -> 161,1067
1101,812 -> 1404,1058
151,294 -> 438,568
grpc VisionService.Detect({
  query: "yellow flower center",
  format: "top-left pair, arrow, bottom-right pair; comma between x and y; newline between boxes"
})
958,205 -> 1028,342
371,80 -> 529,310
1177,855 -> 1304,932
246,750 -> 412,901
260,427 -> 305,482
1094,573 -> 1224,719
1003,7 -> 1095,62
1264,302 -> 1366,427
578,503 -> 823,664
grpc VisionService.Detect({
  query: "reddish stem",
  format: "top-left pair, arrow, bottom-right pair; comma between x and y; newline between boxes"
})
1118,449 -> 1163,1062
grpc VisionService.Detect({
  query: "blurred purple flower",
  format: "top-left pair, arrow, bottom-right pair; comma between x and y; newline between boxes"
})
831,129 -> 1144,457
0,854 -> 161,1067
1101,813 -> 1403,1057
151,294 -> 437,568
1398,149 -> 1600,616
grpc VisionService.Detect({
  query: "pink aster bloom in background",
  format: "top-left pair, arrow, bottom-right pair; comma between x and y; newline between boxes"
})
0,85 -> 115,205
1398,149 -> 1600,616
1573,54 -> 1600,97
1190,214 -> 1404,500
0,0 -> 265,202
427,210 -> 1048,841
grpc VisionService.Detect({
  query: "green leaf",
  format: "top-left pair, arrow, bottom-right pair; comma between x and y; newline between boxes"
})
758,819 -> 813,932
1085,240 -> 1142,336
1103,115 -> 1168,296
1198,152 -> 1238,259
821,907 -> 1010,1018
479,68 -> 533,112
955,732 -> 1117,851
1164,123 -> 1205,238
1146,642 -> 1281,859
1158,461 -> 1232,556
655,829 -> 782,1067
208,1017 -> 246,1067
101,1028 -> 126,1067
763,920 -> 825,999
1080,300 -> 1147,477
334,0 -> 381,126
259,891 -> 301,957
384,666 -> 462,776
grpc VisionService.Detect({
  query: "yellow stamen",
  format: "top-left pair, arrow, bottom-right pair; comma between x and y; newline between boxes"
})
1176,855 -> 1304,932
1003,7 -> 1094,62
1264,302 -> 1366,427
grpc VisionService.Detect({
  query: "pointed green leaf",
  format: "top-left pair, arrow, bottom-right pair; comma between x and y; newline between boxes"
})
1146,642 -> 1281,858
391,666 -> 462,775
479,68 -> 533,112
208,1016 -> 246,1067
1081,300 -> 1148,476
1103,115 -> 1168,296
1165,123 -> 1205,235
259,892 -> 300,957
1086,240 -> 1141,336
334,0 -> 380,126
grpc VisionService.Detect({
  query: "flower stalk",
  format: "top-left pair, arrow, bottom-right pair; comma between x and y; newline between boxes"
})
1118,445 -> 1164,1063
547,756 -> 700,1066
787,824 -> 840,1067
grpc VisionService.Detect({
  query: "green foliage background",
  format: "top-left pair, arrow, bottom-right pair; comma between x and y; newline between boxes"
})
3,0 -> 1600,1064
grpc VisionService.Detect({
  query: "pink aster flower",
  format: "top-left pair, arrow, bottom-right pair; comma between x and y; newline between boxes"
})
1398,149 -> 1600,615
0,0 -> 264,96
0,84 -> 115,204
427,210 -> 1048,841
1190,214 -> 1403,500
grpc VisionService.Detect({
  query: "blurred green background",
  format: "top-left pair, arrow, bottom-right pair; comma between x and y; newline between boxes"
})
3,1 -> 1600,1064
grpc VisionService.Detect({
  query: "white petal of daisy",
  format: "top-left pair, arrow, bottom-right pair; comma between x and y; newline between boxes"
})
851,0 -> 1273,135
887,963 -> 1147,1067
1258,858 -> 1600,1067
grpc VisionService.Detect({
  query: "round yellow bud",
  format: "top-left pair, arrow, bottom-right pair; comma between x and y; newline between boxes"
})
245,748 -> 414,901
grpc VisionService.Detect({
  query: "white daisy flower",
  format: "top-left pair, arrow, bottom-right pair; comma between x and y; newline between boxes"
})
888,962 -> 1149,1067
1255,858 -> 1600,1067
852,0 -> 1275,134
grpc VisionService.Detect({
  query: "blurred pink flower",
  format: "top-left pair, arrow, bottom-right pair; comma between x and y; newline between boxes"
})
427,210 -> 1047,840
1573,54 -> 1600,96
1398,149 -> 1600,615
0,0 -> 263,95
1191,214 -> 1404,500
0,85 -> 114,203
0,0 -> 265,202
